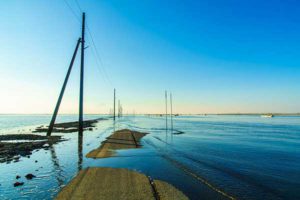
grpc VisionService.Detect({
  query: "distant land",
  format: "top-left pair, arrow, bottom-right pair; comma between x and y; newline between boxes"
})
1,113 -> 300,116
144,113 -> 300,116
210,113 -> 300,116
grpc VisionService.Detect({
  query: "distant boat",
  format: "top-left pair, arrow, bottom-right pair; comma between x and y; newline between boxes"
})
261,114 -> 274,118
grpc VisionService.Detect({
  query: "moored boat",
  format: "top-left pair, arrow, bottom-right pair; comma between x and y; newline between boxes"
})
261,114 -> 274,118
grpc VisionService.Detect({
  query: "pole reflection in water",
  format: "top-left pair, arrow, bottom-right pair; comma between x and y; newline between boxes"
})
165,127 -> 168,144
49,144 -> 64,188
116,117 -> 121,131
113,120 -> 116,133
165,127 -> 170,153
170,129 -> 174,144
78,130 -> 83,172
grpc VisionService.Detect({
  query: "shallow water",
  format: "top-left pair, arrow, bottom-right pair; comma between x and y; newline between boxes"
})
0,114 -> 299,200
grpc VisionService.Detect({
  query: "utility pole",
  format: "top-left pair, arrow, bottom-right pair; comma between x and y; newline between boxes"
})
47,38 -> 81,136
120,104 -> 123,117
118,100 -> 120,118
113,88 -> 116,120
165,90 -> 168,130
79,12 -> 85,134
170,93 -> 173,132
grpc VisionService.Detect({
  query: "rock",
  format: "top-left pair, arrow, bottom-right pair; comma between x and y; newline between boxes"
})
88,128 -> 93,131
25,173 -> 36,180
14,182 -> 24,187
16,175 -> 21,179
35,160 -> 38,163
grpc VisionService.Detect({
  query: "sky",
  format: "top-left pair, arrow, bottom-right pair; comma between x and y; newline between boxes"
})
0,0 -> 300,114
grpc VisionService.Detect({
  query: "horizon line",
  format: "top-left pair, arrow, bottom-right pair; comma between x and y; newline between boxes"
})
0,112 -> 300,115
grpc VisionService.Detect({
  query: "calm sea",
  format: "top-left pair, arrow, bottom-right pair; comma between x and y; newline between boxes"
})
0,114 -> 299,200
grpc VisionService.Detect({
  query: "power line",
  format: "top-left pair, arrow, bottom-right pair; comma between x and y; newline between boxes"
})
74,0 -> 83,13
86,26 -> 114,87
74,0 -> 113,87
62,0 -> 114,88
89,42 -> 111,86
63,0 -> 81,22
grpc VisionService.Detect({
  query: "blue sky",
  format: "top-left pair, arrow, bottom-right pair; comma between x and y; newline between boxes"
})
0,0 -> 299,114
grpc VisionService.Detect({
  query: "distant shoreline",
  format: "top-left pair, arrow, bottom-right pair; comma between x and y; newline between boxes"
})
145,113 -> 300,116
212,113 -> 300,116
1,113 -> 300,116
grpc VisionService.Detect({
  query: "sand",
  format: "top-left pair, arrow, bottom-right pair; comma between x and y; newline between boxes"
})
57,129 -> 189,199
55,167 -> 188,200
86,129 -> 147,158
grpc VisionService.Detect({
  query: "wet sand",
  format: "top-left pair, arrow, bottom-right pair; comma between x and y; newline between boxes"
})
56,129 -> 189,199
33,118 -> 106,133
55,167 -> 188,200
86,129 -> 147,158
0,134 -> 62,163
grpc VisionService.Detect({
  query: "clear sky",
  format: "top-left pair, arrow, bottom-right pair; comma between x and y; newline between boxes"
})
0,0 -> 299,114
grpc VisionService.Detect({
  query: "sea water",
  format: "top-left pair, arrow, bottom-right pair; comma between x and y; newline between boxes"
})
0,114 -> 299,200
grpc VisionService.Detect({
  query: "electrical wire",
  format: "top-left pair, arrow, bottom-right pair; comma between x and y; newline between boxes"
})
62,0 -> 114,88
63,0 -> 81,22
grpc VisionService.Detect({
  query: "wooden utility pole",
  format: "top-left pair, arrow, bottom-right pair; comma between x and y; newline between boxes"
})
170,93 -> 173,132
165,90 -> 168,130
47,38 -> 81,136
118,100 -> 120,117
79,12 -> 85,134
113,88 -> 116,120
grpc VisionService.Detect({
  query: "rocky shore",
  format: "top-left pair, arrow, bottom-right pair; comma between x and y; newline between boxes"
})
33,118 -> 106,133
0,134 -> 63,163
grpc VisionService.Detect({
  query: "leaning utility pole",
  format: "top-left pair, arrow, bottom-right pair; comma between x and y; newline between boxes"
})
79,13 -> 85,134
47,38 -> 81,136
113,88 -> 116,120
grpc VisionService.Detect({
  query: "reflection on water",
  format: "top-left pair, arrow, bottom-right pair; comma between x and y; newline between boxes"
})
78,132 -> 83,172
0,115 -> 300,200
49,144 -> 64,188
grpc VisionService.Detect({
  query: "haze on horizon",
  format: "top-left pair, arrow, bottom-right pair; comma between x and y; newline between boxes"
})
0,0 -> 299,115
